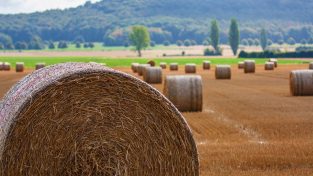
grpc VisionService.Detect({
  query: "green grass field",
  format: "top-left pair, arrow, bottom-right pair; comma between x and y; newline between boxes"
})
0,56 -> 306,68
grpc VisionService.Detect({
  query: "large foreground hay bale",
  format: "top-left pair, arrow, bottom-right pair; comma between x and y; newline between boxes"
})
290,70 -> 313,96
170,63 -> 178,71
203,61 -> 211,70
160,62 -> 167,69
215,65 -> 231,79
0,62 -> 3,71
309,62 -> 313,70
35,63 -> 46,70
164,75 -> 202,112
15,62 -> 24,72
185,64 -> 196,73
0,62 -> 199,175
3,62 -> 10,71
137,64 -> 151,76
244,60 -> 255,73
238,61 -> 244,69
147,60 -> 156,67
264,62 -> 275,70
131,63 -> 139,73
269,58 -> 278,67
143,67 -> 162,84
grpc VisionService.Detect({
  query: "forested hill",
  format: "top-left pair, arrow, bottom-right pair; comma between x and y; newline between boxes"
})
0,0 -> 313,45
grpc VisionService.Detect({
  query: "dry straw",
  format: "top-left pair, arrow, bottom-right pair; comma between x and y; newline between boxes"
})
244,60 -> 255,73
185,64 -> 197,73
238,61 -> 244,69
164,75 -> 202,112
35,63 -> 46,70
290,70 -> 313,96
147,60 -> 156,67
15,62 -> 24,72
0,62 -> 199,175
269,58 -> 278,67
131,63 -> 139,73
309,62 -> 313,70
264,62 -> 275,70
160,62 -> 167,69
143,67 -> 163,84
170,63 -> 178,71
215,65 -> 231,79
3,62 -> 11,71
203,61 -> 211,70
137,64 -> 151,76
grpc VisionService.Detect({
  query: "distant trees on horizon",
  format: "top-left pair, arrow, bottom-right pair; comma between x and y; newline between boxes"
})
1,20 -> 313,52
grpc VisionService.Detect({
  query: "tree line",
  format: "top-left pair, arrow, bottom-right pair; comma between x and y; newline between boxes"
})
0,19 -> 312,56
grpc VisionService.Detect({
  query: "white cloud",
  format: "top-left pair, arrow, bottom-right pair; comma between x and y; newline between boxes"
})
0,0 -> 101,14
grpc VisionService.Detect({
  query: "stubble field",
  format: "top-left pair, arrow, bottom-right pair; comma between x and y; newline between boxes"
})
0,64 -> 312,175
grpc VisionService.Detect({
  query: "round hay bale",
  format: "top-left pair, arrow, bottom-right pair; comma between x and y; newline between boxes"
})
244,60 -> 256,73
170,63 -> 178,71
309,62 -> 313,70
164,75 -> 202,112
238,61 -> 244,69
269,58 -> 278,67
264,62 -> 275,70
15,62 -> 24,72
215,65 -> 231,79
143,67 -> 162,84
131,63 -> 139,73
290,70 -> 313,96
160,62 -> 167,69
185,64 -> 197,73
0,62 -> 199,175
3,62 -> 11,71
0,62 -> 4,71
35,63 -> 46,70
147,60 -> 156,67
137,64 -> 151,76
203,61 -> 211,70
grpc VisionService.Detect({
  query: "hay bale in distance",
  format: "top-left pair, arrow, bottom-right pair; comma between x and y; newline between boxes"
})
290,70 -> 313,96
0,62 -> 199,175
265,62 -> 275,70
147,60 -> 156,67
244,60 -> 256,73
137,64 -> 151,76
170,63 -> 178,71
203,61 -> 211,70
160,62 -> 167,69
238,61 -> 244,69
131,63 -> 139,73
15,62 -> 24,72
309,62 -> 313,70
215,65 -> 231,79
164,75 -> 202,112
3,62 -> 11,71
185,64 -> 196,73
143,67 -> 162,84
35,63 -> 46,70
269,58 -> 278,67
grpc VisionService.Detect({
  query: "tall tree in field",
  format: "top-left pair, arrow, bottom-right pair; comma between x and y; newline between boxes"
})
260,29 -> 267,51
228,19 -> 240,55
210,20 -> 220,52
129,26 -> 150,57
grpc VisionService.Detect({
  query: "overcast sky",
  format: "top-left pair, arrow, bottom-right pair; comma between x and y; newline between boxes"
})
0,0 -> 101,14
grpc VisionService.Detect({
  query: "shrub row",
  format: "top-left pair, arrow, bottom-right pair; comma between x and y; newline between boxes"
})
239,50 -> 313,58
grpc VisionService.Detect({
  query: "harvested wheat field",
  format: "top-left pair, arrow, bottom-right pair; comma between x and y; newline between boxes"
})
0,64 -> 313,175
